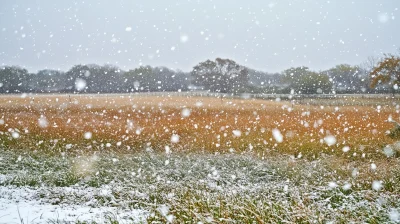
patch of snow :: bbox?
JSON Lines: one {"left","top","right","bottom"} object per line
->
{"left": 0, "top": 186, "right": 147, "bottom": 224}
{"left": 389, "top": 209, "right": 400, "bottom": 222}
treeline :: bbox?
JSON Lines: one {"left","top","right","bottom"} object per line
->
{"left": 0, "top": 54, "right": 398, "bottom": 94}
{"left": 0, "top": 64, "right": 190, "bottom": 94}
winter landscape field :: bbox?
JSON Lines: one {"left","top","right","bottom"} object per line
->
{"left": 0, "top": 94, "right": 399, "bottom": 223}
{"left": 1, "top": 0, "right": 400, "bottom": 222}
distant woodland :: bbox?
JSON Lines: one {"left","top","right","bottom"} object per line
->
{"left": 1, "top": 53, "right": 399, "bottom": 95}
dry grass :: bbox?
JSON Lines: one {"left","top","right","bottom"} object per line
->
{"left": 1, "top": 94, "right": 400, "bottom": 223}
{"left": 0, "top": 94, "right": 399, "bottom": 158}
{"left": 1, "top": 150, "right": 399, "bottom": 223}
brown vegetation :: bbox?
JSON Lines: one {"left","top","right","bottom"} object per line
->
{"left": 0, "top": 94, "right": 398, "bottom": 158}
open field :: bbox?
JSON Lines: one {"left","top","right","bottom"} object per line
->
{"left": 0, "top": 94, "right": 400, "bottom": 223}
{"left": 0, "top": 93, "right": 399, "bottom": 157}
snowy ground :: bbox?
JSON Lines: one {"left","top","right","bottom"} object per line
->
{"left": 0, "top": 149, "right": 400, "bottom": 223}
{"left": 0, "top": 186, "right": 147, "bottom": 224}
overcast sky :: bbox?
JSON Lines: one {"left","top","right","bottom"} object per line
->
{"left": 0, "top": 0, "right": 399, "bottom": 73}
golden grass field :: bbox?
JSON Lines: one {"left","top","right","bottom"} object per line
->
{"left": 0, "top": 93, "right": 399, "bottom": 158}
{"left": 1, "top": 94, "right": 400, "bottom": 223}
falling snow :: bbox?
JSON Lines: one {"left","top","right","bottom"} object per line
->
{"left": 0, "top": 0, "right": 399, "bottom": 222}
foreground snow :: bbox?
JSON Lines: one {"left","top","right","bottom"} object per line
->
{"left": 1, "top": 150, "right": 400, "bottom": 222}
{"left": 0, "top": 186, "right": 147, "bottom": 224}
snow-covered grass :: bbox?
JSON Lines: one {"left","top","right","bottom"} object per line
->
{"left": 0, "top": 149, "right": 399, "bottom": 223}
{"left": 0, "top": 187, "right": 146, "bottom": 224}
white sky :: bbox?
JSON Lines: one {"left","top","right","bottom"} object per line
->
{"left": 0, "top": 0, "right": 399, "bottom": 72}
